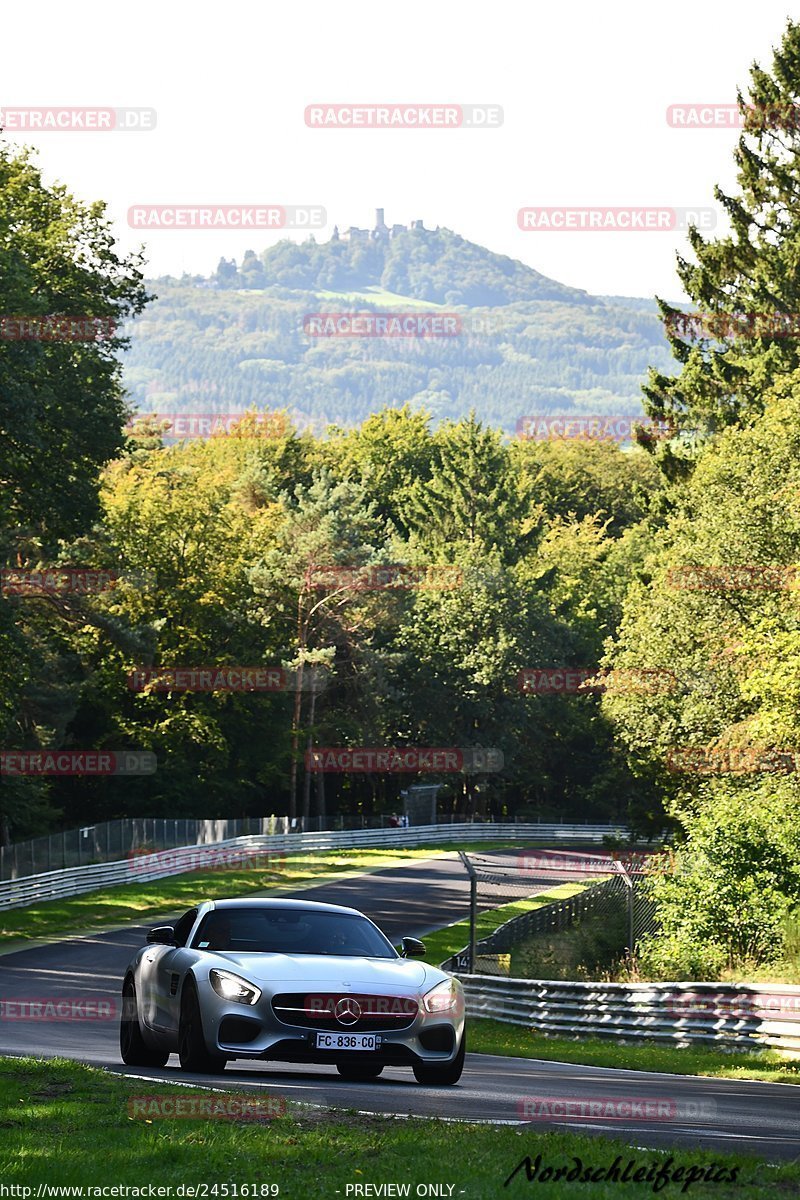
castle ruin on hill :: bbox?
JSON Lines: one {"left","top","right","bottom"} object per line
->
{"left": 332, "top": 209, "right": 427, "bottom": 242}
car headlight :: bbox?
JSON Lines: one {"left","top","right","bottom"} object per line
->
{"left": 209, "top": 969, "right": 261, "bottom": 1005}
{"left": 422, "top": 978, "right": 461, "bottom": 1014}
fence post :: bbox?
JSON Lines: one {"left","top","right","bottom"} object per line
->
{"left": 613, "top": 860, "right": 635, "bottom": 956}
{"left": 458, "top": 850, "right": 478, "bottom": 973}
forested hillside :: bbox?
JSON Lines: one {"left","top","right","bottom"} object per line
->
{"left": 124, "top": 226, "right": 676, "bottom": 432}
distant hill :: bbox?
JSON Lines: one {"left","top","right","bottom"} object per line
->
{"left": 122, "top": 219, "right": 677, "bottom": 434}
{"left": 250, "top": 223, "right": 591, "bottom": 306}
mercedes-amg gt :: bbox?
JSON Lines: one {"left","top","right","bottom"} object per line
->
{"left": 120, "top": 897, "right": 466, "bottom": 1085}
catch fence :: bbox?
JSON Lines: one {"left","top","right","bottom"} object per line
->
{"left": 445, "top": 848, "right": 660, "bottom": 974}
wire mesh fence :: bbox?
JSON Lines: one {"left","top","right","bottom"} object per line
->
{"left": 445, "top": 847, "right": 661, "bottom": 977}
{"left": 0, "top": 817, "right": 279, "bottom": 881}
{"left": 0, "top": 813, "right": 635, "bottom": 881}
{"left": 0, "top": 811, "right": 485, "bottom": 880}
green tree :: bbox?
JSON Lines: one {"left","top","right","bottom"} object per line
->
{"left": 638, "top": 778, "right": 800, "bottom": 976}
{"left": 512, "top": 439, "right": 661, "bottom": 535}
{"left": 0, "top": 142, "right": 148, "bottom": 838}
{"left": 643, "top": 19, "right": 800, "bottom": 475}
{"left": 327, "top": 406, "right": 434, "bottom": 537}
{"left": 604, "top": 382, "right": 800, "bottom": 807}
{"left": 0, "top": 143, "right": 148, "bottom": 546}
{"left": 401, "top": 413, "right": 526, "bottom": 553}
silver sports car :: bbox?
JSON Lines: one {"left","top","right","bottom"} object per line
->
{"left": 120, "top": 897, "right": 466, "bottom": 1085}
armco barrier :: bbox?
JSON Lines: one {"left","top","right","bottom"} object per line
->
{"left": 458, "top": 974, "right": 800, "bottom": 1054}
{"left": 0, "top": 823, "right": 638, "bottom": 912}
{"left": 0, "top": 815, "right": 292, "bottom": 881}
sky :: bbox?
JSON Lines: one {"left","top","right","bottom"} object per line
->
{"left": 1, "top": 0, "right": 793, "bottom": 299}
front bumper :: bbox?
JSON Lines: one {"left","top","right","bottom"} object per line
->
{"left": 196, "top": 978, "right": 465, "bottom": 1066}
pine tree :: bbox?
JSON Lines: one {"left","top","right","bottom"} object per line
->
{"left": 643, "top": 19, "right": 800, "bottom": 478}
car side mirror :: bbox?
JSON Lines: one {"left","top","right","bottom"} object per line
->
{"left": 146, "top": 925, "right": 176, "bottom": 945}
{"left": 400, "top": 936, "right": 426, "bottom": 958}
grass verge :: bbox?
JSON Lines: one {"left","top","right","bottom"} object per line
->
{"left": 0, "top": 848, "right": 448, "bottom": 947}
{"left": 469, "top": 1018, "right": 800, "bottom": 1085}
{"left": 0, "top": 841, "right": 542, "bottom": 948}
{"left": 0, "top": 1057, "right": 792, "bottom": 1199}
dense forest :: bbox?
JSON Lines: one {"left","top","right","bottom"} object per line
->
{"left": 4, "top": 19, "right": 800, "bottom": 977}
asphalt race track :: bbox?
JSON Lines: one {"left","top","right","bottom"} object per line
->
{"left": 2, "top": 850, "right": 799, "bottom": 1161}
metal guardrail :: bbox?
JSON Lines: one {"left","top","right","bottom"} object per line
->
{"left": 0, "top": 815, "right": 638, "bottom": 881}
{"left": 0, "top": 822, "right": 636, "bottom": 912}
{"left": 458, "top": 974, "right": 800, "bottom": 1054}
{"left": 0, "top": 816, "right": 293, "bottom": 881}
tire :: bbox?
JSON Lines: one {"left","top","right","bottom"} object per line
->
{"left": 412, "top": 1029, "right": 466, "bottom": 1086}
{"left": 120, "top": 977, "right": 170, "bottom": 1068}
{"left": 178, "top": 978, "right": 227, "bottom": 1073}
{"left": 335, "top": 1061, "right": 384, "bottom": 1081}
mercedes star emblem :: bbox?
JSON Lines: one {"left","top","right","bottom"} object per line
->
{"left": 334, "top": 997, "right": 362, "bottom": 1025}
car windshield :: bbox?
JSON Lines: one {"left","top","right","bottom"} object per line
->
{"left": 190, "top": 907, "right": 398, "bottom": 958}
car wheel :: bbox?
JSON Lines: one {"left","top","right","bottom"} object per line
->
{"left": 412, "top": 1029, "right": 466, "bottom": 1086}
{"left": 335, "top": 1062, "right": 384, "bottom": 1081}
{"left": 178, "top": 978, "right": 227, "bottom": 1073}
{"left": 120, "top": 977, "right": 169, "bottom": 1068}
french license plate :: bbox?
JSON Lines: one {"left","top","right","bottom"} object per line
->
{"left": 315, "top": 1032, "right": 379, "bottom": 1051}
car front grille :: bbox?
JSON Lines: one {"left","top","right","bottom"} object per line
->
{"left": 272, "top": 992, "right": 418, "bottom": 1032}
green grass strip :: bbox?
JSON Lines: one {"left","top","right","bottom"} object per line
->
{"left": 0, "top": 840, "right": 538, "bottom": 948}
{"left": 467, "top": 1018, "right": 800, "bottom": 1085}
{"left": 0, "top": 1057, "right": 791, "bottom": 1197}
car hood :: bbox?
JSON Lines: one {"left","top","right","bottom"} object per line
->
{"left": 205, "top": 952, "right": 431, "bottom": 991}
